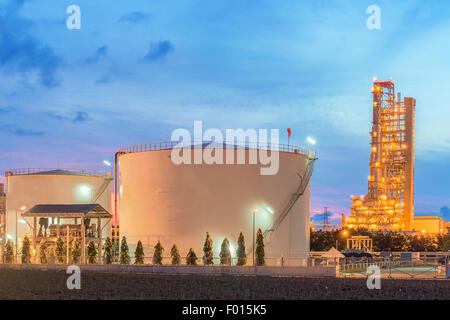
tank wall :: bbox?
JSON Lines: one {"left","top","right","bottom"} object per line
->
{"left": 119, "top": 149, "right": 310, "bottom": 261}
{"left": 6, "top": 174, "right": 112, "bottom": 242}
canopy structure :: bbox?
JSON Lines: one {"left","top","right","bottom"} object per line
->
{"left": 22, "top": 204, "right": 111, "bottom": 264}
{"left": 23, "top": 204, "right": 112, "bottom": 219}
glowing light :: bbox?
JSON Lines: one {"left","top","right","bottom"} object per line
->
{"left": 229, "top": 244, "right": 235, "bottom": 257}
{"left": 80, "top": 185, "right": 91, "bottom": 195}
{"left": 253, "top": 208, "right": 259, "bottom": 213}
{"left": 6, "top": 234, "right": 12, "bottom": 240}
{"left": 266, "top": 207, "right": 274, "bottom": 214}
{"left": 19, "top": 219, "right": 26, "bottom": 224}
{"left": 306, "top": 137, "right": 316, "bottom": 145}
{"left": 20, "top": 206, "right": 26, "bottom": 211}
{"left": 103, "top": 160, "right": 112, "bottom": 166}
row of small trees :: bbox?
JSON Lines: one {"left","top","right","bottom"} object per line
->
{"left": 128, "top": 228, "right": 265, "bottom": 266}
{"left": 2, "top": 228, "right": 267, "bottom": 266}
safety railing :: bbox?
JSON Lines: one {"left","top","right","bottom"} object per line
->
{"left": 118, "top": 141, "right": 316, "bottom": 159}
{"left": 5, "top": 168, "right": 111, "bottom": 178}
{"left": 338, "top": 257, "right": 447, "bottom": 279}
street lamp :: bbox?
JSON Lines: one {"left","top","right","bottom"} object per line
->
{"left": 15, "top": 206, "right": 26, "bottom": 260}
{"left": 252, "top": 207, "right": 259, "bottom": 266}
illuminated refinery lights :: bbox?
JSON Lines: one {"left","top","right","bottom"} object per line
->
{"left": 347, "top": 80, "right": 415, "bottom": 231}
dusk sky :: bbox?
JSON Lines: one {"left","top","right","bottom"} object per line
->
{"left": 1, "top": 0, "right": 450, "bottom": 221}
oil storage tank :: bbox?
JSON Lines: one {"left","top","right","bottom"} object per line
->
{"left": 5, "top": 168, "right": 112, "bottom": 242}
{"left": 118, "top": 142, "right": 316, "bottom": 265}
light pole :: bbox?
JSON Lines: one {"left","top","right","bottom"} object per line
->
{"left": 252, "top": 208, "right": 259, "bottom": 266}
{"left": 15, "top": 206, "right": 26, "bottom": 260}
{"left": 306, "top": 136, "right": 317, "bottom": 159}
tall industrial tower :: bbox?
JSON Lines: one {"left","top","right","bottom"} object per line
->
{"left": 347, "top": 80, "right": 415, "bottom": 231}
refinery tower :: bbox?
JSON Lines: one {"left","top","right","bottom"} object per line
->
{"left": 347, "top": 80, "right": 415, "bottom": 231}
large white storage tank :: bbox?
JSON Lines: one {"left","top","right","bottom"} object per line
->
{"left": 5, "top": 168, "right": 112, "bottom": 242}
{"left": 118, "top": 142, "right": 315, "bottom": 265}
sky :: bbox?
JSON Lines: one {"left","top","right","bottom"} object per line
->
{"left": 1, "top": 0, "right": 450, "bottom": 222}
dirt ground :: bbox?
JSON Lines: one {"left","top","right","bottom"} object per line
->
{"left": 0, "top": 269, "right": 448, "bottom": 300}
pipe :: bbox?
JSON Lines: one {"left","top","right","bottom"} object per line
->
{"left": 114, "top": 152, "right": 124, "bottom": 231}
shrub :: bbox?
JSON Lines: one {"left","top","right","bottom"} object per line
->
{"left": 4, "top": 239, "right": 14, "bottom": 263}
{"left": 203, "top": 232, "right": 214, "bottom": 265}
{"left": 39, "top": 241, "right": 48, "bottom": 264}
{"left": 104, "top": 237, "right": 113, "bottom": 264}
{"left": 153, "top": 241, "right": 164, "bottom": 265}
{"left": 255, "top": 228, "right": 265, "bottom": 266}
{"left": 220, "top": 238, "right": 231, "bottom": 265}
{"left": 87, "top": 241, "right": 97, "bottom": 264}
{"left": 120, "top": 236, "right": 130, "bottom": 265}
{"left": 134, "top": 240, "right": 145, "bottom": 265}
{"left": 236, "top": 231, "right": 247, "bottom": 266}
{"left": 186, "top": 248, "right": 198, "bottom": 265}
{"left": 170, "top": 244, "right": 181, "bottom": 265}
{"left": 21, "top": 236, "right": 31, "bottom": 264}
{"left": 55, "top": 237, "right": 65, "bottom": 263}
{"left": 71, "top": 238, "right": 81, "bottom": 264}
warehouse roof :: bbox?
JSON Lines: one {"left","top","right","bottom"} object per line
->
{"left": 22, "top": 204, "right": 111, "bottom": 218}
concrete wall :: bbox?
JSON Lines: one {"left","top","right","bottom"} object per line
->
{"left": 119, "top": 149, "right": 311, "bottom": 260}
{"left": 0, "top": 264, "right": 336, "bottom": 277}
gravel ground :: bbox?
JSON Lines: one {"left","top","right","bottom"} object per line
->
{"left": 0, "top": 269, "right": 448, "bottom": 300}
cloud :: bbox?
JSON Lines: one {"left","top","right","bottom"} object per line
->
{"left": 95, "top": 75, "right": 113, "bottom": 84}
{"left": 143, "top": 40, "right": 174, "bottom": 62}
{"left": 0, "top": 1, "right": 61, "bottom": 87}
{"left": 44, "top": 110, "right": 93, "bottom": 123}
{"left": 85, "top": 46, "right": 108, "bottom": 64}
{"left": 0, "top": 106, "right": 13, "bottom": 113}
{"left": 118, "top": 11, "right": 150, "bottom": 24}
{"left": 72, "top": 111, "right": 92, "bottom": 123}
{"left": 1, "top": 124, "right": 44, "bottom": 136}
{"left": 440, "top": 206, "right": 450, "bottom": 220}
{"left": 44, "top": 111, "right": 66, "bottom": 121}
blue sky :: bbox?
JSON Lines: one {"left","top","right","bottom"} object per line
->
{"left": 1, "top": 0, "right": 450, "bottom": 221}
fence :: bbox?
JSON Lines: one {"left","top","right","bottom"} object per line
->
{"left": 339, "top": 256, "right": 448, "bottom": 279}
{"left": 1, "top": 253, "right": 320, "bottom": 267}
{"left": 117, "top": 140, "right": 316, "bottom": 158}
{"left": 0, "top": 254, "right": 336, "bottom": 277}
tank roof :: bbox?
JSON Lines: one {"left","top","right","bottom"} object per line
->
{"left": 118, "top": 141, "right": 316, "bottom": 159}
{"left": 5, "top": 168, "right": 111, "bottom": 178}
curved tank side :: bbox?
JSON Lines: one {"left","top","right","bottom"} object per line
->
{"left": 119, "top": 148, "right": 311, "bottom": 264}
{"left": 5, "top": 173, "right": 112, "bottom": 242}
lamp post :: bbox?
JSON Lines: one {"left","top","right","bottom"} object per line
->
{"left": 15, "top": 206, "right": 26, "bottom": 260}
{"left": 252, "top": 208, "right": 259, "bottom": 266}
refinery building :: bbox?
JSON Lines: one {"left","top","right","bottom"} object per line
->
{"left": 346, "top": 79, "right": 448, "bottom": 234}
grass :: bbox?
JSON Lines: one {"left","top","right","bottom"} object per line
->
{"left": 0, "top": 269, "right": 448, "bottom": 300}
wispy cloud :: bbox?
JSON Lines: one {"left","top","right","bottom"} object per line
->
{"left": 44, "top": 110, "right": 93, "bottom": 123}
{"left": 72, "top": 111, "right": 92, "bottom": 123}
{"left": 142, "top": 40, "right": 174, "bottom": 62}
{"left": 95, "top": 75, "right": 113, "bottom": 84}
{"left": 85, "top": 46, "right": 108, "bottom": 64}
{"left": 0, "top": 0, "right": 61, "bottom": 87}
{"left": 1, "top": 124, "right": 44, "bottom": 136}
{"left": 44, "top": 111, "right": 66, "bottom": 121}
{"left": 118, "top": 11, "right": 150, "bottom": 24}
{"left": 0, "top": 106, "right": 13, "bottom": 113}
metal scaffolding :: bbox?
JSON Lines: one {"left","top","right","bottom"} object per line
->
{"left": 347, "top": 80, "right": 415, "bottom": 231}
